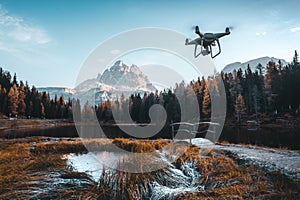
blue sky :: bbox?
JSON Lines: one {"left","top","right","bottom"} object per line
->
{"left": 0, "top": 0, "right": 299, "bottom": 88}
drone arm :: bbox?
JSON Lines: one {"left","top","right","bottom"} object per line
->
{"left": 194, "top": 44, "right": 202, "bottom": 58}
{"left": 195, "top": 26, "right": 204, "bottom": 38}
{"left": 211, "top": 39, "right": 221, "bottom": 58}
{"left": 214, "top": 32, "right": 230, "bottom": 39}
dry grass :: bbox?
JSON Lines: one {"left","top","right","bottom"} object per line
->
{"left": 174, "top": 146, "right": 299, "bottom": 199}
{"left": 32, "top": 140, "right": 87, "bottom": 154}
{"left": 112, "top": 138, "right": 169, "bottom": 153}
{"left": 79, "top": 168, "right": 156, "bottom": 199}
{"left": 0, "top": 141, "right": 66, "bottom": 198}
{"left": 0, "top": 138, "right": 93, "bottom": 199}
{"left": 0, "top": 137, "right": 299, "bottom": 199}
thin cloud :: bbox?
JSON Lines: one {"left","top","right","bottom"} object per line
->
{"left": 256, "top": 32, "right": 267, "bottom": 36}
{"left": 0, "top": 4, "right": 51, "bottom": 51}
{"left": 290, "top": 27, "right": 300, "bottom": 33}
{"left": 268, "top": 9, "right": 279, "bottom": 17}
{"left": 110, "top": 49, "right": 121, "bottom": 55}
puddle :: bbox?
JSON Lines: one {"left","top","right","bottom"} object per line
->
{"left": 65, "top": 151, "right": 128, "bottom": 181}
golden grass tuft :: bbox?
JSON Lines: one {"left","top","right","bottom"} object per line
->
{"left": 112, "top": 138, "right": 169, "bottom": 153}
{"left": 174, "top": 146, "right": 299, "bottom": 199}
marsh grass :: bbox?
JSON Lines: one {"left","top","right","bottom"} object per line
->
{"left": 0, "top": 138, "right": 93, "bottom": 199}
{"left": 174, "top": 146, "right": 299, "bottom": 199}
{"left": 0, "top": 137, "right": 299, "bottom": 199}
{"left": 112, "top": 138, "right": 169, "bottom": 153}
{"left": 78, "top": 142, "right": 299, "bottom": 200}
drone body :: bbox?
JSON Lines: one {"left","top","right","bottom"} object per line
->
{"left": 185, "top": 26, "right": 230, "bottom": 58}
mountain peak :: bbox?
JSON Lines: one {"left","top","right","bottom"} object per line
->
{"left": 115, "top": 60, "right": 123, "bottom": 66}
{"left": 74, "top": 61, "right": 156, "bottom": 104}
{"left": 130, "top": 64, "right": 142, "bottom": 74}
{"left": 110, "top": 60, "right": 128, "bottom": 72}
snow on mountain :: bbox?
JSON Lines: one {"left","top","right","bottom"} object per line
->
{"left": 222, "top": 57, "right": 289, "bottom": 74}
{"left": 37, "top": 87, "right": 74, "bottom": 100}
{"left": 74, "top": 60, "right": 157, "bottom": 104}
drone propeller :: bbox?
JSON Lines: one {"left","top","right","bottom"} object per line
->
{"left": 190, "top": 25, "right": 199, "bottom": 30}
{"left": 225, "top": 26, "right": 235, "bottom": 34}
{"left": 227, "top": 26, "right": 235, "bottom": 31}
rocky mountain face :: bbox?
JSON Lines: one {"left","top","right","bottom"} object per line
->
{"left": 76, "top": 60, "right": 156, "bottom": 93}
{"left": 74, "top": 60, "right": 156, "bottom": 104}
{"left": 222, "top": 57, "right": 289, "bottom": 74}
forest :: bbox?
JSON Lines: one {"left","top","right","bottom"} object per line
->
{"left": 0, "top": 51, "right": 299, "bottom": 125}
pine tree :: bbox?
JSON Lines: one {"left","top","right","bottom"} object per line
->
{"left": 41, "top": 92, "right": 51, "bottom": 118}
{"left": 40, "top": 103, "right": 45, "bottom": 118}
{"left": 7, "top": 84, "right": 19, "bottom": 117}
{"left": 264, "top": 61, "right": 280, "bottom": 113}
{"left": 72, "top": 99, "right": 81, "bottom": 121}
{"left": 293, "top": 50, "right": 299, "bottom": 65}
{"left": 256, "top": 63, "right": 264, "bottom": 75}
{"left": 202, "top": 81, "right": 211, "bottom": 117}
{"left": 166, "top": 92, "right": 180, "bottom": 122}
{"left": 13, "top": 73, "right": 18, "bottom": 86}
{"left": 17, "top": 81, "right": 26, "bottom": 116}
{"left": 223, "top": 73, "right": 235, "bottom": 116}
{"left": 57, "top": 96, "right": 66, "bottom": 118}
{"left": 82, "top": 100, "right": 94, "bottom": 120}
{"left": 234, "top": 93, "right": 246, "bottom": 123}
{"left": 0, "top": 85, "right": 7, "bottom": 114}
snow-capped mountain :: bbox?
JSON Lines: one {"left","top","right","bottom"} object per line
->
{"left": 74, "top": 60, "right": 156, "bottom": 104}
{"left": 76, "top": 60, "right": 156, "bottom": 93}
{"left": 222, "top": 57, "right": 289, "bottom": 74}
{"left": 37, "top": 87, "right": 74, "bottom": 100}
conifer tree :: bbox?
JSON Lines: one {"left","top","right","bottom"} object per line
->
{"left": 234, "top": 93, "right": 246, "bottom": 123}
{"left": 202, "top": 81, "right": 211, "bottom": 117}
{"left": 264, "top": 61, "right": 280, "bottom": 113}
{"left": 17, "top": 81, "right": 26, "bottom": 116}
{"left": 0, "top": 85, "right": 7, "bottom": 114}
{"left": 7, "top": 84, "right": 19, "bottom": 117}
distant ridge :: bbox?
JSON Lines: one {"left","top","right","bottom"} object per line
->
{"left": 222, "top": 56, "right": 289, "bottom": 74}
{"left": 37, "top": 87, "right": 74, "bottom": 100}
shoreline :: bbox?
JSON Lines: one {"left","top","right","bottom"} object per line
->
{"left": 0, "top": 118, "right": 74, "bottom": 133}
{"left": 0, "top": 118, "right": 299, "bottom": 131}
{"left": 0, "top": 118, "right": 299, "bottom": 150}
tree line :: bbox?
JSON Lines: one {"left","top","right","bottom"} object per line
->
{"left": 1, "top": 51, "right": 299, "bottom": 124}
{"left": 0, "top": 69, "right": 73, "bottom": 119}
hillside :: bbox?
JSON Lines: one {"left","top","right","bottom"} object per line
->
{"left": 222, "top": 56, "right": 289, "bottom": 73}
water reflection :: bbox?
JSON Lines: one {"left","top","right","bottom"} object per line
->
{"left": 220, "top": 126, "right": 300, "bottom": 149}
{"left": 1, "top": 124, "right": 299, "bottom": 150}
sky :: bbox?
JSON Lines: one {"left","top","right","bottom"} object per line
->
{"left": 0, "top": 0, "right": 299, "bottom": 88}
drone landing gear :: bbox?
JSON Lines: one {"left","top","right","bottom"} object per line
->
{"left": 194, "top": 39, "right": 221, "bottom": 59}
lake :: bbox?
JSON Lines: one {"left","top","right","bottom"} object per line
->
{"left": 1, "top": 125, "right": 299, "bottom": 149}
{"left": 220, "top": 126, "right": 300, "bottom": 150}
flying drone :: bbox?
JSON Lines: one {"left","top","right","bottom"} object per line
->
{"left": 185, "top": 26, "right": 231, "bottom": 58}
